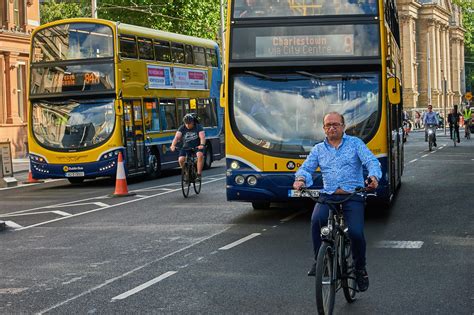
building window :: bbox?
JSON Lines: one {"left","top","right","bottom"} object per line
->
{"left": 13, "top": 0, "right": 25, "bottom": 28}
{"left": 17, "top": 63, "right": 27, "bottom": 121}
{"left": 1, "top": 0, "right": 8, "bottom": 26}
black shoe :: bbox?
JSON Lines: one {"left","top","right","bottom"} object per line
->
{"left": 433, "top": 142, "right": 437, "bottom": 147}
{"left": 196, "top": 174, "right": 202, "bottom": 180}
{"left": 307, "top": 263, "right": 316, "bottom": 277}
{"left": 457, "top": 140, "right": 460, "bottom": 143}
{"left": 355, "top": 269, "right": 369, "bottom": 292}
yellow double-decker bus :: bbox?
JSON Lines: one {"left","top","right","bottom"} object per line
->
{"left": 28, "top": 18, "right": 224, "bottom": 184}
{"left": 224, "top": 0, "right": 403, "bottom": 208}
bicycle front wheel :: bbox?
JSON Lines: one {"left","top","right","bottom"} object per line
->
{"left": 181, "top": 165, "right": 190, "bottom": 198}
{"left": 315, "top": 243, "right": 335, "bottom": 315}
{"left": 193, "top": 164, "right": 201, "bottom": 194}
{"left": 341, "top": 237, "right": 357, "bottom": 303}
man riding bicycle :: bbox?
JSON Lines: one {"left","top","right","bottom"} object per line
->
{"left": 292, "top": 112, "right": 381, "bottom": 292}
{"left": 423, "top": 105, "right": 439, "bottom": 146}
{"left": 170, "top": 114, "right": 206, "bottom": 179}
{"left": 463, "top": 105, "right": 472, "bottom": 137}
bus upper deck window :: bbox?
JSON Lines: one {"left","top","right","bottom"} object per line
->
{"left": 138, "top": 37, "right": 154, "bottom": 60}
{"left": 206, "top": 48, "right": 218, "bottom": 67}
{"left": 185, "top": 45, "right": 194, "bottom": 64}
{"left": 171, "top": 43, "right": 185, "bottom": 64}
{"left": 120, "top": 36, "right": 138, "bottom": 59}
{"left": 154, "top": 40, "right": 171, "bottom": 62}
{"left": 194, "top": 47, "right": 206, "bottom": 66}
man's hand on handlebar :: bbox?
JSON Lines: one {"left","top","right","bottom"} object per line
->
{"left": 293, "top": 179, "right": 306, "bottom": 191}
{"left": 365, "top": 176, "right": 379, "bottom": 191}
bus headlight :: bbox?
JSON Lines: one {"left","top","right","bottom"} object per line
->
{"left": 235, "top": 175, "right": 245, "bottom": 185}
{"left": 247, "top": 175, "right": 257, "bottom": 186}
{"left": 230, "top": 161, "right": 240, "bottom": 170}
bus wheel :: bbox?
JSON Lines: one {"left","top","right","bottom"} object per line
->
{"left": 68, "top": 177, "right": 84, "bottom": 185}
{"left": 147, "top": 152, "right": 161, "bottom": 179}
{"left": 252, "top": 201, "right": 271, "bottom": 210}
{"left": 203, "top": 144, "right": 212, "bottom": 170}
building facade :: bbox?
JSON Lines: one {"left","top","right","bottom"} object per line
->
{"left": 0, "top": 0, "right": 39, "bottom": 158}
{"left": 397, "top": 0, "right": 465, "bottom": 115}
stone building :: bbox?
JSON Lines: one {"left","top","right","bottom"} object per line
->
{"left": 397, "top": 0, "right": 465, "bottom": 116}
{"left": 0, "top": 0, "right": 39, "bottom": 158}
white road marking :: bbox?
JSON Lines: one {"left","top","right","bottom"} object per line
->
{"left": 52, "top": 211, "right": 72, "bottom": 217}
{"left": 13, "top": 177, "right": 225, "bottom": 231}
{"left": 219, "top": 233, "right": 261, "bottom": 250}
{"left": 0, "top": 179, "right": 63, "bottom": 191}
{"left": 408, "top": 159, "right": 418, "bottom": 163}
{"left": 37, "top": 227, "right": 230, "bottom": 314}
{"left": 280, "top": 210, "right": 308, "bottom": 222}
{"left": 421, "top": 154, "right": 429, "bottom": 158}
{"left": 111, "top": 271, "right": 177, "bottom": 301}
{"left": 374, "top": 241, "right": 424, "bottom": 249}
{"left": 5, "top": 221, "right": 22, "bottom": 228}
{"left": 45, "top": 202, "right": 109, "bottom": 209}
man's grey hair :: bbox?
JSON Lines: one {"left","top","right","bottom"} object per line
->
{"left": 323, "top": 112, "right": 345, "bottom": 125}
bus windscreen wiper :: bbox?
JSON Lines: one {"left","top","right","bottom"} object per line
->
{"left": 244, "top": 71, "right": 289, "bottom": 82}
{"left": 296, "top": 71, "right": 374, "bottom": 81}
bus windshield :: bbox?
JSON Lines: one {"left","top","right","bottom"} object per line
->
{"left": 32, "top": 23, "right": 113, "bottom": 62}
{"left": 232, "top": 72, "right": 379, "bottom": 154}
{"left": 32, "top": 98, "right": 115, "bottom": 151}
{"left": 233, "top": 0, "right": 378, "bottom": 19}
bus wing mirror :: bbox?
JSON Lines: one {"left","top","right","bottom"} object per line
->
{"left": 387, "top": 77, "right": 401, "bottom": 105}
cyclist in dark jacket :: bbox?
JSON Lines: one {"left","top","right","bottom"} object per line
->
{"left": 170, "top": 114, "right": 206, "bottom": 178}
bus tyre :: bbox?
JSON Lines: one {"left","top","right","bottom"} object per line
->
{"left": 203, "top": 144, "right": 212, "bottom": 170}
{"left": 252, "top": 201, "right": 270, "bottom": 210}
{"left": 68, "top": 177, "right": 84, "bottom": 185}
{"left": 147, "top": 152, "right": 161, "bottom": 179}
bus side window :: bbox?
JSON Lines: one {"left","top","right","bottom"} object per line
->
{"left": 144, "top": 98, "right": 160, "bottom": 131}
{"left": 171, "top": 43, "right": 185, "bottom": 64}
{"left": 160, "top": 99, "right": 178, "bottom": 131}
{"left": 119, "top": 35, "right": 138, "bottom": 59}
{"left": 194, "top": 47, "right": 206, "bottom": 66}
{"left": 154, "top": 40, "right": 171, "bottom": 62}
{"left": 206, "top": 48, "right": 218, "bottom": 67}
{"left": 177, "top": 99, "right": 189, "bottom": 122}
{"left": 197, "top": 99, "right": 213, "bottom": 127}
{"left": 138, "top": 37, "right": 154, "bottom": 60}
{"left": 184, "top": 45, "right": 194, "bottom": 64}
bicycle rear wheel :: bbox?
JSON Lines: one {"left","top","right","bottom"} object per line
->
{"left": 341, "top": 237, "right": 357, "bottom": 303}
{"left": 315, "top": 243, "right": 335, "bottom": 315}
{"left": 181, "top": 165, "right": 190, "bottom": 198}
{"left": 193, "top": 164, "right": 201, "bottom": 194}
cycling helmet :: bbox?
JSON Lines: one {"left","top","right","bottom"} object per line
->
{"left": 183, "top": 114, "right": 195, "bottom": 124}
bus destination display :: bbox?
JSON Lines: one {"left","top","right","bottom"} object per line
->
{"left": 256, "top": 34, "right": 354, "bottom": 58}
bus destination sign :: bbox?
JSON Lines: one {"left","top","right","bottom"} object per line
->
{"left": 256, "top": 34, "right": 354, "bottom": 58}
{"left": 62, "top": 72, "right": 101, "bottom": 87}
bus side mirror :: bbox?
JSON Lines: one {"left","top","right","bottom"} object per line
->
{"left": 387, "top": 77, "right": 401, "bottom": 105}
{"left": 115, "top": 100, "right": 124, "bottom": 116}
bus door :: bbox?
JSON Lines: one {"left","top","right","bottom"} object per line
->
{"left": 389, "top": 103, "right": 401, "bottom": 190}
{"left": 123, "top": 99, "right": 146, "bottom": 174}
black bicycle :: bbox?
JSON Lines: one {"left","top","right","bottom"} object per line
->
{"left": 298, "top": 187, "right": 369, "bottom": 315}
{"left": 181, "top": 148, "right": 201, "bottom": 198}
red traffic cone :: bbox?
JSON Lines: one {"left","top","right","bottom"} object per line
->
{"left": 110, "top": 152, "right": 135, "bottom": 197}
{"left": 23, "top": 162, "right": 44, "bottom": 184}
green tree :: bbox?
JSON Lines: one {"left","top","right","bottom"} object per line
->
{"left": 453, "top": 0, "right": 474, "bottom": 92}
{"left": 40, "top": 0, "right": 90, "bottom": 24}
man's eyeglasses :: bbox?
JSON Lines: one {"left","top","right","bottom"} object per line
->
{"left": 324, "top": 123, "right": 344, "bottom": 129}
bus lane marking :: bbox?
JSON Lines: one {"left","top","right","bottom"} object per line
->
{"left": 51, "top": 211, "right": 72, "bottom": 217}
{"left": 5, "top": 221, "right": 22, "bottom": 228}
{"left": 111, "top": 271, "right": 178, "bottom": 301}
{"left": 37, "top": 227, "right": 230, "bottom": 314}
{"left": 15, "top": 176, "right": 225, "bottom": 231}
{"left": 219, "top": 233, "right": 261, "bottom": 250}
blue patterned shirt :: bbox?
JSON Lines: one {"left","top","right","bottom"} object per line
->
{"left": 295, "top": 134, "right": 382, "bottom": 194}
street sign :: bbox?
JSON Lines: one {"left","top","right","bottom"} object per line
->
{"left": 0, "top": 141, "right": 13, "bottom": 178}
{"left": 465, "top": 92, "right": 472, "bottom": 101}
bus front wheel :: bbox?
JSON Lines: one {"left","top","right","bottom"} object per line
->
{"left": 147, "top": 151, "right": 161, "bottom": 179}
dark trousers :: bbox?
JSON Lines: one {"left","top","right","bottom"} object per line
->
{"left": 311, "top": 194, "right": 366, "bottom": 270}
{"left": 449, "top": 125, "right": 460, "bottom": 141}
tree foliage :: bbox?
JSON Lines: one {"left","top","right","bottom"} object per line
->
{"left": 40, "top": 0, "right": 222, "bottom": 42}
{"left": 453, "top": 0, "right": 474, "bottom": 91}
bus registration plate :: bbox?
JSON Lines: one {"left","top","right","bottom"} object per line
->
{"left": 65, "top": 172, "right": 84, "bottom": 177}
{"left": 288, "top": 189, "right": 319, "bottom": 198}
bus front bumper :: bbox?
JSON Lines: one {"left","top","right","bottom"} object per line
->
{"left": 30, "top": 159, "right": 118, "bottom": 179}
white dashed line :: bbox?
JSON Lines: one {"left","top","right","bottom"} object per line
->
{"left": 111, "top": 271, "right": 177, "bottom": 301}
{"left": 374, "top": 241, "right": 424, "bottom": 249}
{"left": 408, "top": 159, "right": 418, "bottom": 163}
{"left": 51, "top": 211, "right": 72, "bottom": 217}
{"left": 219, "top": 233, "right": 261, "bottom": 250}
